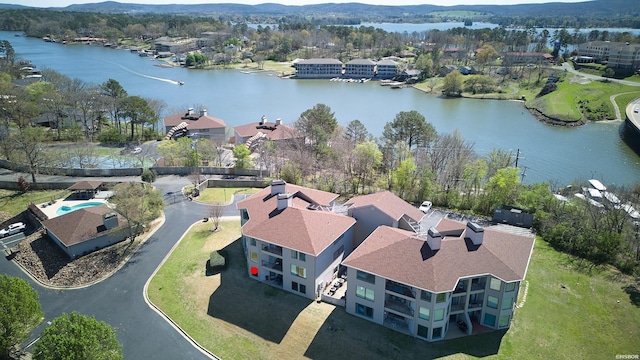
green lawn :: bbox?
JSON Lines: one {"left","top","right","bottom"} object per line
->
{"left": 527, "top": 76, "right": 640, "bottom": 122}
{"left": 0, "top": 189, "right": 71, "bottom": 218}
{"left": 196, "top": 187, "right": 260, "bottom": 204}
{"left": 148, "top": 221, "right": 640, "bottom": 359}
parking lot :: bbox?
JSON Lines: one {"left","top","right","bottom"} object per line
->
{"left": 0, "top": 232, "right": 26, "bottom": 250}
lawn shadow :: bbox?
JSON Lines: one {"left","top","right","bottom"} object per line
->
{"left": 207, "top": 238, "right": 311, "bottom": 344}
{"left": 304, "top": 307, "right": 505, "bottom": 359}
{"left": 623, "top": 284, "right": 640, "bottom": 307}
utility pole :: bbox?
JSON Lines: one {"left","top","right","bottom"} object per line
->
{"left": 514, "top": 148, "right": 520, "bottom": 168}
{"left": 520, "top": 166, "right": 528, "bottom": 182}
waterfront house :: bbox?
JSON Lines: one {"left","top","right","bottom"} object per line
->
{"left": 503, "top": 52, "right": 550, "bottom": 66}
{"left": 237, "top": 180, "right": 356, "bottom": 300}
{"left": 233, "top": 116, "right": 301, "bottom": 148}
{"left": 163, "top": 108, "right": 226, "bottom": 144}
{"left": 294, "top": 58, "right": 343, "bottom": 79}
{"left": 42, "top": 205, "right": 129, "bottom": 259}
{"left": 345, "top": 191, "right": 425, "bottom": 249}
{"left": 344, "top": 59, "right": 376, "bottom": 78}
{"left": 376, "top": 59, "right": 399, "bottom": 79}
{"left": 341, "top": 219, "right": 534, "bottom": 341}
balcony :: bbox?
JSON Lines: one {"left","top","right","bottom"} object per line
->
{"left": 386, "top": 280, "right": 416, "bottom": 299}
{"left": 261, "top": 260, "right": 282, "bottom": 272}
{"left": 383, "top": 313, "right": 411, "bottom": 335}
{"left": 385, "top": 297, "right": 414, "bottom": 317}
{"left": 470, "top": 279, "right": 487, "bottom": 292}
{"left": 262, "top": 244, "right": 283, "bottom": 256}
{"left": 468, "top": 297, "right": 484, "bottom": 310}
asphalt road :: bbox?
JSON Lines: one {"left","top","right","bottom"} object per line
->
{"left": 1, "top": 175, "right": 240, "bottom": 359}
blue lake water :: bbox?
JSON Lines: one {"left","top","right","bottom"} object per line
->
{"left": 2, "top": 31, "right": 640, "bottom": 187}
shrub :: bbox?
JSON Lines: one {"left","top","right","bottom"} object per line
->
{"left": 141, "top": 169, "right": 157, "bottom": 183}
{"left": 17, "top": 176, "right": 29, "bottom": 192}
{"left": 207, "top": 250, "right": 228, "bottom": 274}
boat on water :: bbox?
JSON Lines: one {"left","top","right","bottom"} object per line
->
{"left": 178, "top": 81, "right": 185, "bottom": 85}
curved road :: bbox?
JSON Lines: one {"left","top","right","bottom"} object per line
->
{"left": 1, "top": 175, "right": 242, "bottom": 359}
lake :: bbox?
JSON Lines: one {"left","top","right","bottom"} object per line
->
{"left": 2, "top": 31, "right": 640, "bottom": 187}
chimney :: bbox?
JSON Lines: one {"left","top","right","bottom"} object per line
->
{"left": 275, "top": 118, "right": 282, "bottom": 126}
{"left": 426, "top": 227, "right": 442, "bottom": 250}
{"left": 188, "top": 107, "right": 194, "bottom": 115}
{"left": 271, "top": 179, "right": 286, "bottom": 196}
{"left": 260, "top": 115, "right": 266, "bottom": 125}
{"left": 277, "top": 193, "right": 293, "bottom": 210}
{"left": 200, "top": 109, "right": 207, "bottom": 117}
{"left": 103, "top": 212, "right": 119, "bottom": 230}
{"left": 466, "top": 222, "right": 484, "bottom": 245}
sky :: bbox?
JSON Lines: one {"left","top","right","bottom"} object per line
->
{"left": 6, "top": 0, "right": 589, "bottom": 8}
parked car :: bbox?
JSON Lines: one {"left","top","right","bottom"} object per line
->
{"left": 419, "top": 201, "right": 432, "bottom": 213}
{"left": 0, "top": 222, "right": 26, "bottom": 237}
{"left": 131, "top": 147, "right": 142, "bottom": 154}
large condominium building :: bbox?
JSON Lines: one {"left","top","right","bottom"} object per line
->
{"left": 578, "top": 41, "right": 640, "bottom": 69}
{"left": 294, "top": 58, "right": 344, "bottom": 79}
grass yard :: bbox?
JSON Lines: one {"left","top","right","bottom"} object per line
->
{"left": 615, "top": 92, "right": 640, "bottom": 114}
{"left": 527, "top": 75, "right": 640, "bottom": 123}
{"left": 196, "top": 187, "right": 260, "bottom": 204}
{"left": 148, "top": 223, "right": 640, "bottom": 360}
{"left": 0, "top": 189, "right": 71, "bottom": 218}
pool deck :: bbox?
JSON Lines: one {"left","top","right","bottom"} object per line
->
{"left": 37, "top": 198, "right": 108, "bottom": 219}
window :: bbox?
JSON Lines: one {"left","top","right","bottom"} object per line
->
{"left": 502, "top": 296, "right": 513, "bottom": 310}
{"left": 355, "top": 303, "right": 373, "bottom": 318}
{"left": 290, "top": 264, "right": 306, "bottom": 278}
{"left": 299, "top": 253, "right": 306, "bottom": 262}
{"left": 300, "top": 284, "right": 306, "bottom": 294}
{"left": 436, "top": 293, "right": 446, "bottom": 303}
{"left": 421, "top": 290, "right": 432, "bottom": 302}
{"left": 250, "top": 251, "right": 258, "bottom": 263}
{"left": 432, "top": 327, "right": 442, "bottom": 339}
{"left": 291, "top": 250, "right": 298, "bottom": 259}
{"left": 417, "top": 325, "right": 429, "bottom": 339}
{"left": 419, "top": 307, "right": 430, "bottom": 321}
{"left": 487, "top": 295, "right": 498, "bottom": 309}
{"left": 250, "top": 238, "right": 256, "bottom": 246}
{"left": 292, "top": 281, "right": 298, "bottom": 291}
{"left": 505, "top": 282, "right": 516, "bottom": 292}
{"left": 356, "top": 285, "right": 375, "bottom": 301}
{"left": 434, "top": 308, "right": 444, "bottom": 321}
{"left": 241, "top": 210, "right": 249, "bottom": 221}
{"left": 499, "top": 314, "right": 511, "bottom": 327}
{"left": 483, "top": 313, "right": 496, "bottom": 327}
{"left": 490, "top": 278, "right": 502, "bottom": 291}
{"left": 356, "top": 270, "right": 375, "bottom": 284}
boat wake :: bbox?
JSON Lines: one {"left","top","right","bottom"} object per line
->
{"left": 114, "top": 63, "right": 180, "bottom": 85}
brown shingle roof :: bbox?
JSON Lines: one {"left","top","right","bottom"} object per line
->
{"left": 342, "top": 218, "right": 534, "bottom": 293}
{"left": 42, "top": 205, "right": 127, "bottom": 247}
{"left": 233, "top": 121, "right": 300, "bottom": 141}
{"left": 346, "top": 191, "right": 424, "bottom": 222}
{"left": 163, "top": 111, "right": 226, "bottom": 130}
{"left": 237, "top": 183, "right": 354, "bottom": 256}
{"left": 67, "top": 180, "right": 104, "bottom": 190}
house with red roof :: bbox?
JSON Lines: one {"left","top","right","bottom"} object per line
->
{"left": 345, "top": 191, "right": 425, "bottom": 249}
{"left": 163, "top": 108, "right": 226, "bottom": 144}
{"left": 237, "top": 180, "right": 535, "bottom": 341}
{"left": 342, "top": 219, "right": 534, "bottom": 341}
{"left": 236, "top": 180, "right": 356, "bottom": 300}
{"left": 232, "top": 116, "right": 301, "bottom": 149}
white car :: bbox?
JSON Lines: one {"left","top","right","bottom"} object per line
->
{"left": 131, "top": 147, "right": 142, "bottom": 154}
{"left": 0, "top": 222, "right": 26, "bottom": 237}
{"left": 419, "top": 201, "right": 432, "bottom": 213}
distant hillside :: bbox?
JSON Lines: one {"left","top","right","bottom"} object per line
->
{"left": 0, "top": 0, "right": 639, "bottom": 25}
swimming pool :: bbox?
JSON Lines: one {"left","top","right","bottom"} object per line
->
{"left": 55, "top": 201, "right": 106, "bottom": 216}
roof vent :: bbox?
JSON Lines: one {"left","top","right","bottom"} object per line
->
{"left": 277, "top": 193, "right": 293, "bottom": 210}
{"left": 271, "top": 179, "right": 286, "bottom": 196}
{"left": 466, "top": 222, "right": 484, "bottom": 245}
{"left": 427, "top": 227, "right": 442, "bottom": 250}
